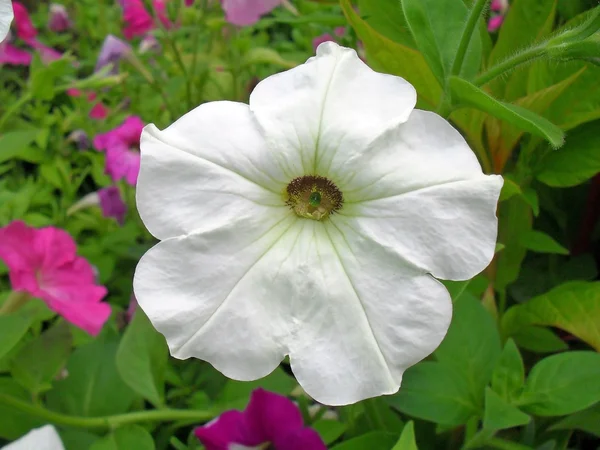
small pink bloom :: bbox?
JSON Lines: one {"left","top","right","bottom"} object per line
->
{"left": 12, "top": 1, "right": 37, "bottom": 40}
{"left": 0, "top": 221, "right": 111, "bottom": 335}
{"left": 312, "top": 33, "right": 334, "bottom": 51}
{"left": 334, "top": 26, "right": 345, "bottom": 37}
{"left": 94, "top": 116, "right": 144, "bottom": 186}
{"left": 98, "top": 186, "right": 127, "bottom": 225}
{"left": 122, "top": 0, "right": 170, "bottom": 40}
{"left": 491, "top": 0, "right": 509, "bottom": 12}
{"left": 185, "top": 0, "right": 194, "bottom": 5}
{"left": 222, "top": 0, "right": 282, "bottom": 26}
{"left": 126, "top": 294, "right": 137, "bottom": 322}
{"left": 26, "top": 37, "right": 62, "bottom": 62}
{"left": 195, "top": 389, "right": 326, "bottom": 450}
{"left": 0, "top": 39, "right": 31, "bottom": 65}
{"left": 488, "top": 14, "right": 504, "bottom": 32}
{"left": 89, "top": 102, "right": 109, "bottom": 120}
{"left": 48, "top": 3, "right": 72, "bottom": 33}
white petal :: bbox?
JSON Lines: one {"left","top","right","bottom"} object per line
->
{"left": 0, "top": 0, "right": 13, "bottom": 43}
{"left": 334, "top": 110, "right": 488, "bottom": 202}
{"left": 249, "top": 42, "right": 416, "bottom": 176}
{"left": 138, "top": 101, "right": 288, "bottom": 240}
{"left": 339, "top": 176, "right": 503, "bottom": 281}
{"left": 288, "top": 220, "right": 451, "bottom": 406}
{"left": 2, "top": 426, "right": 65, "bottom": 450}
{"left": 134, "top": 211, "right": 298, "bottom": 380}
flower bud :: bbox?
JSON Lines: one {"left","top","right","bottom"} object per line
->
{"left": 48, "top": 3, "right": 72, "bottom": 33}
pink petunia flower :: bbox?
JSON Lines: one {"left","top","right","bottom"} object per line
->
{"left": 94, "top": 116, "right": 144, "bottom": 186}
{"left": 312, "top": 33, "right": 334, "bottom": 51}
{"left": 11, "top": 1, "right": 62, "bottom": 62}
{"left": 0, "top": 221, "right": 111, "bottom": 335}
{"left": 121, "top": 0, "right": 170, "bottom": 40}
{"left": 48, "top": 3, "right": 72, "bottom": 33}
{"left": 0, "top": 32, "right": 31, "bottom": 64}
{"left": 221, "top": 0, "right": 282, "bottom": 26}
{"left": 489, "top": 0, "right": 508, "bottom": 32}
{"left": 488, "top": 14, "right": 504, "bottom": 32}
{"left": 195, "top": 389, "right": 326, "bottom": 450}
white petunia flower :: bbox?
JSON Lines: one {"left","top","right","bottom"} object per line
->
{"left": 2, "top": 426, "right": 65, "bottom": 450}
{"left": 0, "top": 0, "right": 13, "bottom": 43}
{"left": 134, "top": 42, "right": 503, "bottom": 406}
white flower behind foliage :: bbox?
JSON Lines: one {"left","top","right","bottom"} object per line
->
{"left": 2, "top": 426, "right": 65, "bottom": 450}
{"left": 0, "top": 0, "right": 13, "bottom": 43}
{"left": 134, "top": 42, "right": 503, "bottom": 406}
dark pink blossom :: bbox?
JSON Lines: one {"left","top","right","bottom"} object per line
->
{"left": 195, "top": 389, "right": 326, "bottom": 450}
{"left": 12, "top": 1, "right": 62, "bottom": 63}
{"left": 98, "top": 186, "right": 127, "bottom": 225}
{"left": 94, "top": 116, "right": 144, "bottom": 186}
{"left": 0, "top": 221, "right": 111, "bottom": 335}
{"left": 488, "top": 15, "right": 504, "bottom": 32}
{"left": 48, "top": 3, "right": 72, "bottom": 33}
{"left": 121, "top": 0, "right": 171, "bottom": 40}
{"left": 0, "top": 35, "right": 31, "bottom": 65}
{"left": 221, "top": 0, "right": 282, "bottom": 26}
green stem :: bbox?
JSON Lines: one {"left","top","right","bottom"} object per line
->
{"left": 363, "top": 399, "right": 386, "bottom": 431}
{"left": 0, "top": 93, "right": 32, "bottom": 131}
{"left": 0, "top": 291, "right": 31, "bottom": 315}
{"left": 451, "top": 0, "right": 490, "bottom": 77}
{"left": 474, "top": 46, "right": 547, "bottom": 86}
{"left": 0, "top": 393, "right": 215, "bottom": 430}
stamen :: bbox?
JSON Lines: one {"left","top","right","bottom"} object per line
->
{"left": 285, "top": 175, "right": 343, "bottom": 221}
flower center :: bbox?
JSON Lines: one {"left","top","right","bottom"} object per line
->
{"left": 286, "top": 175, "right": 343, "bottom": 221}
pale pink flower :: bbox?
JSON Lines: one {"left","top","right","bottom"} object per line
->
{"left": 98, "top": 186, "right": 127, "bottom": 225}
{"left": 94, "top": 116, "right": 144, "bottom": 186}
{"left": 95, "top": 34, "right": 131, "bottom": 74}
{"left": 0, "top": 221, "right": 111, "bottom": 335}
{"left": 48, "top": 3, "right": 72, "bottom": 33}
{"left": 221, "top": 0, "right": 282, "bottom": 26}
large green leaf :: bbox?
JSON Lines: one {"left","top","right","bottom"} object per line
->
{"left": 483, "top": 388, "right": 530, "bottom": 430}
{"left": 519, "top": 352, "right": 600, "bottom": 416}
{"left": 0, "top": 378, "right": 44, "bottom": 440}
{"left": 0, "top": 130, "right": 41, "bottom": 164}
{"left": 0, "top": 313, "right": 32, "bottom": 360}
{"left": 46, "top": 333, "right": 136, "bottom": 417}
{"left": 503, "top": 281, "right": 600, "bottom": 351}
{"left": 90, "top": 425, "right": 155, "bottom": 450}
{"left": 449, "top": 77, "right": 564, "bottom": 148}
{"left": 313, "top": 420, "right": 347, "bottom": 445}
{"left": 116, "top": 310, "right": 168, "bottom": 407}
{"left": 401, "top": 0, "right": 482, "bottom": 82}
{"left": 491, "top": 339, "right": 525, "bottom": 403}
{"left": 331, "top": 432, "right": 398, "bottom": 450}
{"left": 536, "top": 121, "right": 600, "bottom": 187}
{"left": 519, "top": 230, "right": 569, "bottom": 255}
{"left": 435, "top": 294, "right": 502, "bottom": 399}
{"left": 550, "top": 403, "right": 600, "bottom": 437}
{"left": 340, "top": 0, "right": 441, "bottom": 109}
{"left": 11, "top": 322, "right": 72, "bottom": 395}
{"left": 356, "top": 0, "right": 416, "bottom": 48}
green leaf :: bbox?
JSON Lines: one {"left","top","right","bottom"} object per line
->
{"left": 356, "top": 0, "right": 416, "bottom": 48}
{"left": 491, "top": 339, "right": 525, "bottom": 402}
{"left": 116, "top": 310, "right": 168, "bottom": 408}
{"left": 483, "top": 388, "right": 530, "bottom": 430}
{"left": 449, "top": 76, "right": 565, "bottom": 148}
{"left": 0, "top": 130, "right": 41, "bottom": 164}
{"left": 0, "top": 313, "right": 32, "bottom": 360}
{"left": 313, "top": 420, "right": 347, "bottom": 445}
{"left": 0, "top": 378, "right": 44, "bottom": 439}
{"left": 511, "top": 326, "right": 568, "bottom": 353}
{"left": 387, "top": 361, "right": 478, "bottom": 426}
{"left": 519, "top": 351, "right": 600, "bottom": 416}
{"left": 519, "top": 230, "right": 569, "bottom": 255}
{"left": 536, "top": 121, "right": 600, "bottom": 187}
{"left": 46, "top": 333, "right": 136, "bottom": 417}
{"left": 340, "top": 0, "right": 442, "bottom": 109}
{"left": 392, "top": 421, "right": 418, "bottom": 450}
{"left": 11, "top": 322, "right": 72, "bottom": 395}
{"left": 499, "top": 178, "right": 522, "bottom": 201}
{"left": 435, "top": 294, "right": 502, "bottom": 399}
{"left": 503, "top": 281, "right": 600, "bottom": 352}
{"left": 90, "top": 425, "right": 155, "bottom": 450}
{"left": 401, "top": 0, "right": 482, "bottom": 82}
{"left": 331, "top": 432, "right": 398, "bottom": 450}
{"left": 550, "top": 403, "right": 600, "bottom": 437}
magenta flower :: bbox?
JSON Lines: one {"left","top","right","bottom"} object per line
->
{"left": 0, "top": 221, "right": 111, "bottom": 335}
{"left": 12, "top": 1, "right": 62, "bottom": 62}
{"left": 67, "top": 89, "right": 109, "bottom": 121}
{"left": 48, "top": 3, "right": 72, "bottom": 33}
{"left": 95, "top": 34, "right": 131, "bottom": 74}
{"left": 94, "top": 116, "right": 144, "bottom": 186}
{"left": 488, "top": 15, "right": 504, "bottom": 32}
{"left": 0, "top": 33, "right": 31, "bottom": 64}
{"left": 221, "top": 0, "right": 282, "bottom": 26}
{"left": 195, "top": 389, "right": 326, "bottom": 450}
{"left": 98, "top": 186, "right": 127, "bottom": 225}
{"left": 121, "top": 0, "right": 170, "bottom": 40}
{"left": 488, "top": 0, "right": 508, "bottom": 32}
